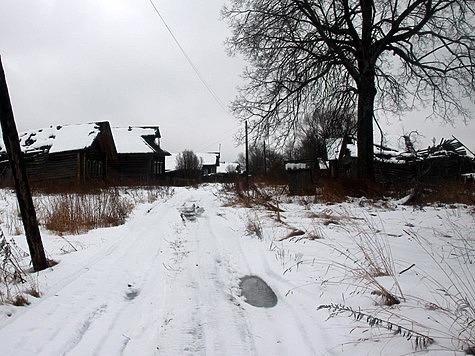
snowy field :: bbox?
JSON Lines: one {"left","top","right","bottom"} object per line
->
{"left": 0, "top": 184, "right": 473, "bottom": 355}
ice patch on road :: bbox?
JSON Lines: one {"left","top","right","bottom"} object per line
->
{"left": 239, "top": 276, "right": 277, "bottom": 308}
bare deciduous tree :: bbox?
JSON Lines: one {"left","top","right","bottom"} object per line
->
{"left": 238, "top": 145, "right": 285, "bottom": 177}
{"left": 176, "top": 150, "right": 202, "bottom": 179}
{"left": 295, "top": 106, "right": 356, "bottom": 160}
{"left": 223, "top": 0, "right": 475, "bottom": 180}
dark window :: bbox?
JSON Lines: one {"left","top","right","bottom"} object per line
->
{"left": 86, "top": 159, "right": 103, "bottom": 178}
{"left": 153, "top": 159, "right": 164, "bottom": 175}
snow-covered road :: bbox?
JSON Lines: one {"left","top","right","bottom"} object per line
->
{"left": 0, "top": 186, "right": 327, "bottom": 355}
{"left": 3, "top": 185, "right": 472, "bottom": 355}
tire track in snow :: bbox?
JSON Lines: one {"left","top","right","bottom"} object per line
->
{"left": 0, "top": 198, "right": 181, "bottom": 356}
{"left": 208, "top": 198, "right": 327, "bottom": 355}
{"left": 68, "top": 200, "right": 184, "bottom": 356}
{"left": 0, "top": 186, "right": 328, "bottom": 355}
{"left": 156, "top": 190, "right": 255, "bottom": 355}
{"left": 61, "top": 304, "right": 108, "bottom": 355}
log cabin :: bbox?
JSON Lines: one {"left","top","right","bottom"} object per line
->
{"left": 109, "top": 126, "right": 170, "bottom": 184}
{"left": 0, "top": 121, "right": 116, "bottom": 186}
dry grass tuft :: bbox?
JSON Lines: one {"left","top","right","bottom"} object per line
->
{"left": 307, "top": 208, "right": 363, "bottom": 226}
{"left": 245, "top": 214, "right": 263, "bottom": 240}
{"left": 25, "top": 286, "right": 41, "bottom": 298}
{"left": 10, "top": 294, "right": 29, "bottom": 306}
{"left": 280, "top": 229, "right": 305, "bottom": 241}
{"left": 318, "top": 214, "right": 403, "bottom": 306}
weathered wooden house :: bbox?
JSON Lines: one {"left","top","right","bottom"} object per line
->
{"left": 0, "top": 122, "right": 116, "bottom": 185}
{"left": 325, "top": 135, "right": 475, "bottom": 182}
{"left": 109, "top": 126, "right": 170, "bottom": 183}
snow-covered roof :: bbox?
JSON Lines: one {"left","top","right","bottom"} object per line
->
{"left": 112, "top": 127, "right": 157, "bottom": 154}
{"left": 0, "top": 123, "right": 102, "bottom": 155}
{"left": 200, "top": 152, "right": 219, "bottom": 166}
{"left": 49, "top": 124, "right": 101, "bottom": 153}
{"left": 285, "top": 162, "right": 310, "bottom": 171}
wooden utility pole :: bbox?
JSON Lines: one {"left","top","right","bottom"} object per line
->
{"left": 0, "top": 56, "right": 48, "bottom": 271}
{"left": 245, "top": 120, "right": 249, "bottom": 187}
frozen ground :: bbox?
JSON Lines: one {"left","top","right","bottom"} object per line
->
{"left": 0, "top": 184, "right": 473, "bottom": 355}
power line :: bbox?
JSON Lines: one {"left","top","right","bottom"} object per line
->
{"left": 147, "top": 0, "right": 230, "bottom": 114}
{"left": 194, "top": 126, "right": 242, "bottom": 153}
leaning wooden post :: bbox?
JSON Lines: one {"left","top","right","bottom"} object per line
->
{"left": 0, "top": 56, "right": 48, "bottom": 271}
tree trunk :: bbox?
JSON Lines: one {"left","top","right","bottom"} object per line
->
{"left": 356, "top": 70, "right": 376, "bottom": 181}
{"left": 0, "top": 56, "right": 49, "bottom": 272}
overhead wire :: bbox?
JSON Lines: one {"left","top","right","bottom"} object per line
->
{"left": 146, "top": 0, "right": 244, "bottom": 156}
{"left": 147, "top": 0, "right": 230, "bottom": 115}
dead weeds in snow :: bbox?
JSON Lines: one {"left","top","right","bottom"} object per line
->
{"left": 245, "top": 213, "right": 264, "bottom": 240}
{"left": 36, "top": 188, "right": 134, "bottom": 235}
{"left": 222, "top": 180, "right": 474, "bottom": 352}
{"left": 0, "top": 229, "right": 40, "bottom": 306}
{"left": 307, "top": 208, "right": 363, "bottom": 226}
{"left": 406, "top": 227, "right": 475, "bottom": 353}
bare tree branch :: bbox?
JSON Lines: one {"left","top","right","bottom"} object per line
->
{"left": 223, "top": 0, "right": 475, "bottom": 179}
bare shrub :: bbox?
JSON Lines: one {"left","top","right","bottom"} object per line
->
{"left": 316, "top": 178, "right": 386, "bottom": 203}
{"left": 224, "top": 182, "right": 284, "bottom": 223}
{"left": 405, "top": 180, "right": 475, "bottom": 206}
{"left": 37, "top": 188, "right": 134, "bottom": 235}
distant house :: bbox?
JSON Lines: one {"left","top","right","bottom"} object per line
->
{"left": 200, "top": 152, "right": 220, "bottom": 176}
{"left": 165, "top": 152, "right": 220, "bottom": 176}
{"left": 0, "top": 122, "right": 116, "bottom": 185}
{"left": 325, "top": 136, "right": 358, "bottom": 178}
{"left": 109, "top": 126, "right": 170, "bottom": 183}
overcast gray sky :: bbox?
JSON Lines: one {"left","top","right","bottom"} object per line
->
{"left": 1, "top": 0, "right": 474, "bottom": 160}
